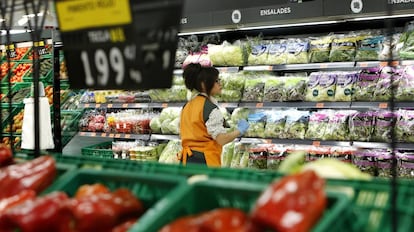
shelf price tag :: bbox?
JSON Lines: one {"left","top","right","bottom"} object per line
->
{"left": 312, "top": 141, "right": 321, "bottom": 147}
{"left": 6, "top": 44, "right": 17, "bottom": 59}
{"left": 33, "top": 40, "right": 50, "bottom": 58}
{"left": 379, "top": 103, "right": 388, "bottom": 109}
{"left": 55, "top": 0, "right": 184, "bottom": 90}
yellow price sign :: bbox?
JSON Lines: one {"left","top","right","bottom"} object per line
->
{"left": 56, "top": 0, "right": 132, "bottom": 32}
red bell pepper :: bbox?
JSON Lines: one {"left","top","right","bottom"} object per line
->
{"left": 0, "top": 144, "right": 13, "bottom": 168}
{"left": 251, "top": 170, "right": 327, "bottom": 232}
{"left": 111, "top": 218, "right": 139, "bottom": 232}
{"left": 0, "top": 155, "right": 56, "bottom": 200}
{"left": 69, "top": 188, "right": 144, "bottom": 232}
{"left": 0, "top": 191, "right": 73, "bottom": 232}
{"left": 0, "top": 190, "right": 36, "bottom": 213}
{"left": 74, "top": 183, "right": 110, "bottom": 199}
{"left": 159, "top": 208, "right": 262, "bottom": 232}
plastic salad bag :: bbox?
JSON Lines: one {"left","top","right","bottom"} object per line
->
{"left": 309, "top": 35, "right": 333, "bottom": 63}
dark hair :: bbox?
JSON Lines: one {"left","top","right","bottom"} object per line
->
{"left": 183, "top": 63, "right": 219, "bottom": 96}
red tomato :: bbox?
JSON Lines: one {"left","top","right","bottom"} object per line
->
{"left": 251, "top": 170, "right": 327, "bottom": 232}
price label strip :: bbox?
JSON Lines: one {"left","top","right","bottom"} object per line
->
{"left": 55, "top": 0, "right": 184, "bottom": 90}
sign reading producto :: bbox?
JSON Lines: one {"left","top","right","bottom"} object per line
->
{"left": 55, "top": 0, "right": 184, "bottom": 90}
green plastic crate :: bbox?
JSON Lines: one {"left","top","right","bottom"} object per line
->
{"left": 132, "top": 178, "right": 350, "bottom": 232}
{"left": 326, "top": 178, "right": 414, "bottom": 232}
{"left": 43, "top": 168, "right": 187, "bottom": 220}
{"left": 81, "top": 141, "right": 113, "bottom": 159}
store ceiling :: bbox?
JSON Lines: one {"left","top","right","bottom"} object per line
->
{"left": 0, "top": 0, "right": 57, "bottom": 31}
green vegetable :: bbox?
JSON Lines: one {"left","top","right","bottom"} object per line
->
{"left": 309, "top": 36, "right": 332, "bottom": 63}
{"left": 278, "top": 150, "right": 307, "bottom": 174}
{"left": 285, "top": 38, "right": 310, "bottom": 64}
{"left": 303, "top": 158, "right": 372, "bottom": 180}
{"left": 329, "top": 34, "right": 357, "bottom": 62}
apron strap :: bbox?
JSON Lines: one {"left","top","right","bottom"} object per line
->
{"left": 178, "top": 146, "right": 193, "bottom": 165}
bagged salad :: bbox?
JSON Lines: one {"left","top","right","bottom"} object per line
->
{"left": 396, "top": 65, "right": 414, "bottom": 101}
{"left": 248, "top": 144, "right": 268, "bottom": 169}
{"left": 372, "top": 66, "right": 401, "bottom": 101}
{"left": 334, "top": 71, "right": 358, "bottom": 101}
{"left": 264, "top": 110, "right": 286, "bottom": 138}
{"left": 245, "top": 111, "right": 267, "bottom": 138}
{"left": 285, "top": 38, "right": 310, "bottom": 64}
{"left": 282, "top": 110, "right": 310, "bottom": 139}
{"left": 247, "top": 38, "right": 270, "bottom": 65}
{"left": 353, "top": 67, "right": 381, "bottom": 101}
{"left": 355, "top": 31, "right": 384, "bottom": 61}
{"left": 399, "top": 20, "right": 414, "bottom": 60}
{"left": 324, "top": 110, "right": 356, "bottom": 141}
{"left": 305, "top": 72, "right": 321, "bottom": 101}
{"left": 221, "top": 141, "right": 235, "bottom": 167}
{"left": 395, "top": 109, "right": 414, "bottom": 143}
{"left": 265, "top": 39, "right": 288, "bottom": 65}
{"left": 281, "top": 76, "right": 307, "bottom": 101}
{"left": 263, "top": 77, "right": 284, "bottom": 102}
{"left": 348, "top": 111, "right": 375, "bottom": 142}
{"left": 372, "top": 110, "right": 394, "bottom": 143}
{"left": 305, "top": 110, "right": 333, "bottom": 140}
{"left": 241, "top": 73, "right": 266, "bottom": 102}
{"left": 329, "top": 34, "right": 357, "bottom": 62}
{"left": 309, "top": 35, "right": 333, "bottom": 63}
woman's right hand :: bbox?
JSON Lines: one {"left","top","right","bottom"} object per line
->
{"left": 237, "top": 119, "right": 250, "bottom": 135}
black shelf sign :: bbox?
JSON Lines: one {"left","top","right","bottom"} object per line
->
{"left": 55, "top": 0, "right": 184, "bottom": 90}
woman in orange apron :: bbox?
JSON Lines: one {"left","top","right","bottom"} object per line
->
{"left": 179, "top": 63, "right": 249, "bottom": 167}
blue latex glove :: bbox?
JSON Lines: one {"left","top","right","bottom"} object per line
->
{"left": 237, "top": 119, "right": 250, "bottom": 135}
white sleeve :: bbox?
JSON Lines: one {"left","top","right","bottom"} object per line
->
{"left": 206, "top": 108, "right": 228, "bottom": 140}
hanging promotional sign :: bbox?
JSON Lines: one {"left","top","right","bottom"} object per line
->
{"left": 55, "top": 0, "right": 184, "bottom": 90}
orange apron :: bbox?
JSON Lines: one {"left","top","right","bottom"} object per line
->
{"left": 179, "top": 95, "right": 222, "bottom": 167}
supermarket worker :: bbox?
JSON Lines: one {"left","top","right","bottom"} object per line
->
{"left": 178, "top": 63, "right": 250, "bottom": 167}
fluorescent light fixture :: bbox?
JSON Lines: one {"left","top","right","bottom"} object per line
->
{"left": 1, "top": 29, "right": 30, "bottom": 35}
{"left": 178, "top": 28, "right": 229, "bottom": 36}
{"left": 18, "top": 17, "right": 28, "bottom": 26}
{"left": 239, "top": 20, "right": 341, "bottom": 31}
{"left": 350, "top": 13, "right": 414, "bottom": 21}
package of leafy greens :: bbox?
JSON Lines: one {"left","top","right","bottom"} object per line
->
{"left": 353, "top": 67, "right": 381, "bottom": 101}
{"left": 222, "top": 40, "right": 246, "bottom": 66}
{"left": 305, "top": 72, "right": 322, "bottom": 101}
{"left": 395, "top": 109, "right": 414, "bottom": 143}
{"left": 230, "top": 107, "right": 250, "bottom": 126}
{"left": 248, "top": 144, "right": 268, "bottom": 169}
{"left": 379, "top": 33, "right": 403, "bottom": 61}
{"left": 324, "top": 110, "right": 356, "bottom": 141}
{"left": 216, "top": 90, "right": 242, "bottom": 102}
{"left": 352, "top": 149, "right": 378, "bottom": 176}
{"left": 247, "top": 39, "right": 269, "bottom": 65}
{"left": 372, "top": 110, "right": 394, "bottom": 142}
{"left": 349, "top": 111, "right": 375, "bottom": 142}
{"left": 355, "top": 35, "right": 384, "bottom": 61}
{"left": 220, "top": 72, "right": 246, "bottom": 91}
{"left": 334, "top": 71, "right": 358, "bottom": 101}
{"left": 285, "top": 38, "right": 310, "bottom": 64}
{"left": 305, "top": 110, "right": 333, "bottom": 140}
{"left": 329, "top": 146, "right": 354, "bottom": 163}
{"left": 399, "top": 20, "right": 414, "bottom": 60}
{"left": 241, "top": 75, "right": 266, "bottom": 102}
{"left": 208, "top": 43, "right": 226, "bottom": 66}
{"left": 230, "top": 142, "right": 250, "bottom": 168}
{"left": 309, "top": 35, "right": 333, "bottom": 63}
{"left": 282, "top": 110, "right": 310, "bottom": 139}
{"left": 264, "top": 110, "right": 286, "bottom": 138}
{"left": 221, "top": 141, "right": 235, "bottom": 167}
{"left": 245, "top": 111, "right": 267, "bottom": 138}
{"left": 397, "top": 152, "right": 414, "bottom": 179}
{"left": 263, "top": 77, "right": 284, "bottom": 102}
{"left": 266, "top": 39, "right": 288, "bottom": 65}
{"left": 317, "top": 72, "right": 338, "bottom": 101}
{"left": 396, "top": 65, "right": 414, "bottom": 101}
{"left": 372, "top": 67, "right": 401, "bottom": 101}
{"left": 267, "top": 144, "right": 287, "bottom": 170}
{"left": 329, "top": 34, "right": 357, "bottom": 62}
{"left": 158, "top": 140, "right": 181, "bottom": 164}
{"left": 281, "top": 76, "right": 307, "bottom": 101}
